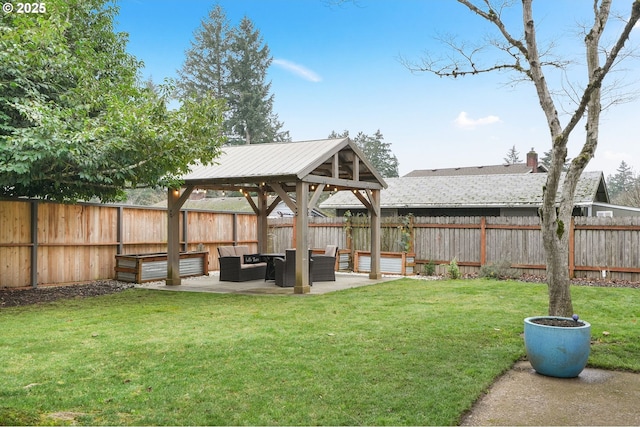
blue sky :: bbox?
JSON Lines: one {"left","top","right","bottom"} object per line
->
{"left": 115, "top": 0, "right": 639, "bottom": 178}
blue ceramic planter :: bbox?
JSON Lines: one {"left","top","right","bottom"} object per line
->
{"left": 524, "top": 316, "right": 591, "bottom": 378}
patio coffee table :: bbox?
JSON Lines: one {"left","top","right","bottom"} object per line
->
{"left": 260, "top": 253, "right": 284, "bottom": 281}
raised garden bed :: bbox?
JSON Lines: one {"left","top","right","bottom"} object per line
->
{"left": 354, "top": 250, "right": 416, "bottom": 275}
{"left": 115, "top": 251, "right": 209, "bottom": 283}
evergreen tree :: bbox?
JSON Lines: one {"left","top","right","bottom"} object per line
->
{"left": 328, "top": 130, "right": 399, "bottom": 178}
{"left": 614, "top": 178, "right": 640, "bottom": 207}
{"left": 607, "top": 160, "right": 635, "bottom": 199}
{"left": 328, "top": 130, "right": 350, "bottom": 139}
{"left": 540, "top": 149, "right": 570, "bottom": 171}
{"left": 177, "top": 5, "right": 230, "bottom": 101}
{"left": 177, "top": 8, "right": 288, "bottom": 144}
{"left": 503, "top": 145, "right": 521, "bottom": 164}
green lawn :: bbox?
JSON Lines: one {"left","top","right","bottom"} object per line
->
{"left": 1, "top": 279, "right": 638, "bottom": 425}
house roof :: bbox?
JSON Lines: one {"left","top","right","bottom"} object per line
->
{"left": 319, "top": 171, "right": 608, "bottom": 210}
{"left": 180, "top": 138, "right": 387, "bottom": 192}
{"left": 404, "top": 163, "right": 547, "bottom": 177}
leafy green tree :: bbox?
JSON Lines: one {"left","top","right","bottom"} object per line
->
{"left": 607, "top": 160, "right": 635, "bottom": 199}
{"left": 0, "top": 0, "right": 226, "bottom": 202}
{"left": 178, "top": 7, "right": 288, "bottom": 144}
{"left": 503, "top": 145, "right": 521, "bottom": 164}
{"left": 328, "top": 130, "right": 399, "bottom": 177}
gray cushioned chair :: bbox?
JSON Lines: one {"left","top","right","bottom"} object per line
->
{"left": 312, "top": 245, "right": 337, "bottom": 282}
{"left": 274, "top": 249, "right": 313, "bottom": 287}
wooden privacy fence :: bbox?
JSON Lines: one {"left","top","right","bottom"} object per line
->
{"left": 269, "top": 215, "right": 640, "bottom": 281}
{"left": 0, "top": 199, "right": 259, "bottom": 288}
{"left": 3, "top": 199, "right": 640, "bottom": 288}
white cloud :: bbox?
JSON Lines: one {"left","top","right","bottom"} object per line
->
{"left": 272, "top": 59, "right": 322, "bottom": 82}
{"left": 454, "top": 111, "right": 502, "bottom": 129}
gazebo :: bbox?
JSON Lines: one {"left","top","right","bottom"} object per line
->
{"left": 166, "top": 138, "right": 388, "bottom": 294}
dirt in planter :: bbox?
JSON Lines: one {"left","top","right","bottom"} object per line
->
{"left": 531, "top": 318, "right": 586, "bottom": 327}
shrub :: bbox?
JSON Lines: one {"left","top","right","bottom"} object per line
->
{"left": 423, "top": 260, "right": 436, "bottom": 276}
{"left": 446, "top": 257, "right": 461, "bottom": 279}
{"left": 479, "top": 260, "right": 520, "bottom": 280}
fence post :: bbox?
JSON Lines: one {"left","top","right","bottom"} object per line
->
{"left": 569, "top": 217, "right": 575, "bottom": 278}
{"left": 409, "top": 215, "right": 415, "bottom": 253}
{"left": 182, "top": 210, "right": 188, "bottom": 251}
{"left": 233, "top": 213, "right": 238, "bottom": 246}
{"left": 117, "top": 206, "right": 124, "bottom": 255}
{"left": 345, "top": 215, "right": 353, "bottom": 270}
{"left": 480, "top": 216, "right": 486, "bottom": 266}
{"left": 30, "top": 200, "right": 38, "bottom": 288}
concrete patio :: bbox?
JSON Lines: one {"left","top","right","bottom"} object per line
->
{"left": 134, "top": 271, "right": 399, "bottom": 295}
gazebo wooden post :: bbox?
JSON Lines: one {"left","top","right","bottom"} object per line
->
{"left": 167, "top": 185, "right": 194, "bottom": 286}
{"left": 257, "top": 189, "right": 268, "bottom": 254}
{"left": 294, "top": 181, "right": 310, "bottom": 294}
{"left": 369, "top": 188, "right": 382, "bottom": 279}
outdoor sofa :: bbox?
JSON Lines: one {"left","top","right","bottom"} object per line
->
{"left": 217, "top": 245, "right": 267, "bottom": 282}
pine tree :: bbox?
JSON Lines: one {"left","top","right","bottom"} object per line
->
{"left": 503, "top": 145, "right": 521, "bottom": 164}
{"left": 540, "top": 149, "right": 570, "bottom": 171}
{"left": 227, "top": 17, "right": 282, "bottom": 144}
{"left": 177, "top": 5, "right": 230, "bottom": 101}
{"left": 177, "top": 7, "right": 288, "bottom": 144}
{"left": 329, "top": 130, "right": 399, "bottom": 178}
{"left": 607, "top": 160, "right": 635, "bottom": 199}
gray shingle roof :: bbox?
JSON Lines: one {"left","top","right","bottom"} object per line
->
{"left": 320, "top": 171, "right": 606, "bottom": 209}
{"left": 404, "top": 163, "right": 547, "bottom": 177}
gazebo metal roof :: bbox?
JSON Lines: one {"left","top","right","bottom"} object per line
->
{"left": 180, "top": 138, "right": 386, "bottom": 191}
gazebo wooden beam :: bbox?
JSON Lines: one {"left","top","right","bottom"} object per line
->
{"left": 271, "top": 182, "right": 297, "bottom": 212}
{"left": 294, "top": 181, "right": 310, "bottom": 294}
{"left": 308, "top": 184, "right": 326, "bottom": 212}
{"left": 167, "top": 185, "right": 194, "bottom": 286}
{"left": 369, "top": 188, "right": 382, "bottom": 279}
{"left": 257, "top": 190, "right": 268, "bottom": 254}
{"left": 304, "top": 174, "right": 382, "bottom": 190}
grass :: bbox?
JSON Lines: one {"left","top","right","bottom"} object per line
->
{"left": 0, "top": 279, "right": 638, "bottom": 425}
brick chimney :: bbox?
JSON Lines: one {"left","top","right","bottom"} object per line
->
{"left": 526, "top": 148, "right": 538, "bottom": 173}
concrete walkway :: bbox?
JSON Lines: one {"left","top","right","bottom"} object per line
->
{"left": 461, "top": 361, "right": 640, "bottom": 426}
{"left": 134, "top": 271, "right": 398, "bottom": 295}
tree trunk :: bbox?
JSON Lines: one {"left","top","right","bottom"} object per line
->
{"left": 541, "top": 206, "right": 574, "bottom": 316}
